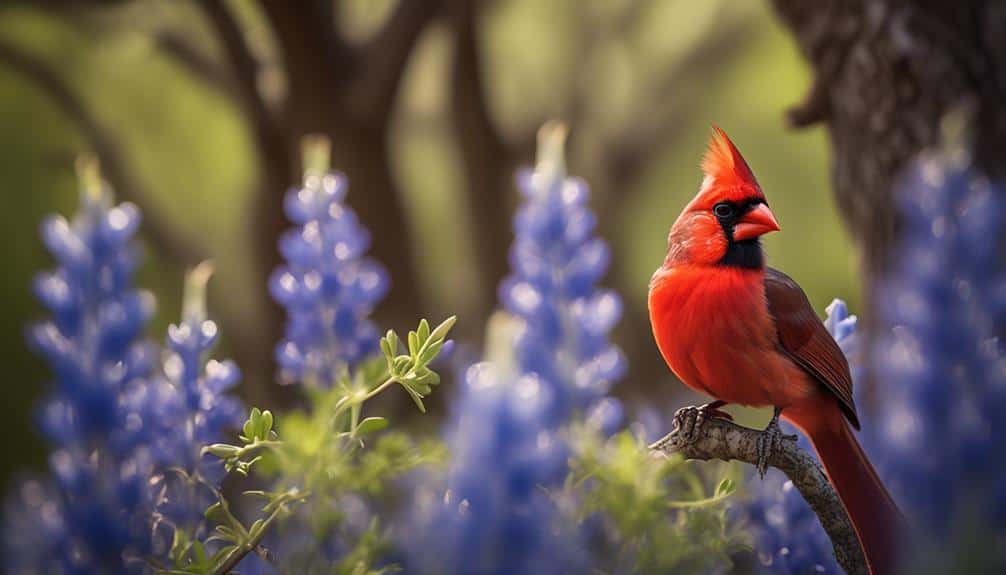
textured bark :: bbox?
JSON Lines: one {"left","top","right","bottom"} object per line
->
{"left": 446, "top": 0, "right": 514, "bottom": 341}
{"left": 650, "top": 412, "right": 868, "bottom": 575}
{"left": 770, "top": 0, "right": 1006, "bottom": 279}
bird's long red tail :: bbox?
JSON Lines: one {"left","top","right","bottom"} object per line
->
{"left": 788, "top": 407, "right": 903, "bottom": 575}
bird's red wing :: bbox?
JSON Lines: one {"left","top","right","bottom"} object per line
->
{"left": 764, "top": 268, "right": 860, "bottom": 429}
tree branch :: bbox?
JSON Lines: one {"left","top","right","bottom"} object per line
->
{"left": 200, "top": 0, "right": 273, "bottom": 122}
{"left": 649, "top": 414, "right": 867, "bottom": 575}
{"left": 200, "top": 0, "right": 298, "bottom": 407}
{"left": 155, "top": 31, "right": 243, "bottom": 103}
{"left": 356, "top": 0, "right": 439, "bottom": 123}
{"left": 0, "top": 38, "right": 205, "bottom": 267}
{"left": 446, "top": 0, "right": 512, "bottom": 339}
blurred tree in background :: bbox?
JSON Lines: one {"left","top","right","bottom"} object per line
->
{"left": 0, "top": 0, "right": 859, "bottom": 489}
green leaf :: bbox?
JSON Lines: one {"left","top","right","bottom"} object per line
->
{"left": 715, "top": 477, "right": 735, "bottom": 497}
{"left": 382, "top": 330, "right": 399, "bottom": 359}
{"left": 417, "top": 318, "right": 430, "bottom": 344}
{"left": 378, "top": 333, "right": 390, "bottom": 357}
{"left": 242, "top": 417, "right": 256, "bottom": 443}
{"left": 408, "top": 380, "right": 432, "bottom": 395}
{"left": 192, "top": 541, "right": 208, "bottom": 565}
{"left": 356, "top": 417, "right": 389, "bottom": 436}
{"left": 248, "top": 518, "right": 266, "bottom": 540}
{"left": 393, "top": 356, "right": 412, "bottom": 375}
{"left": 417, "top": 339, "right": 444, "bottom": 365}
{"left": 428, "top": 315, "right": 457, "bottom": 344}
{"left": 260, "top": 410, "right": 274, "bottom": 439}
{"left": 202, "top": 443, "right": 239, "bottom": 459}
{"left": 204, "top": 502, "right": 225, "bottom": 522}
{"left": 169, "top": 527, "right": 191, "bottom": 563}
{"left": 402, "top": 385, "right": 427, "bottom": 412}
{"left": 407, "top": 330, "right": 419, "bottom": 357}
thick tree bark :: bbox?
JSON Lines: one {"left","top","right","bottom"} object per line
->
{"left": 770, "top": 0, "right": 1006, "bottom": 279}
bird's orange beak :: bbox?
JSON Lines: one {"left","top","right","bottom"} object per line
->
{"left": 733, "top": 203, "right": 780, "bottom": 241}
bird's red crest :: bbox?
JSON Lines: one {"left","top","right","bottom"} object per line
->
{"left": 700, "top": 126, "right": 761, "bottom": 199}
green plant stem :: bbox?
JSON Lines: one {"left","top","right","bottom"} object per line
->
{"left": 209, "top": 509, "right": 281, "bottom": 575}
{"left": 362, "top": 375, "right": 398, "bottom": 403}
{"left": 343, "top": 375, "right": 397, "bottom": 439}
{"left": 350, "top": 402, "right": 361, "bottom": 438}
{"left": 208, "top": 489, "right": 308, "bottom": 575}
{"left": 234, "top": 440, "right": 284, "bottom": 460}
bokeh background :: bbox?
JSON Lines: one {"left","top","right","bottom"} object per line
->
{"left": 0, "top": 0, "right": 859, "bottom": 491}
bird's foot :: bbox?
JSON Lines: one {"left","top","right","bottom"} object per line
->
{"left": 670, "top": 401, "right": 733, "bottom": 446}
{"left": 755, "top": 408, "right": 797, "bottom": 479}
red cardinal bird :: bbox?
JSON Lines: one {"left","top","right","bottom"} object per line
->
{"left": 648, "top": 127, "right": 902, "bottom": 574}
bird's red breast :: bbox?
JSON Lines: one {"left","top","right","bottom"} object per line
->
{"left": 648, "top": 264, "right": 818, "bottom": 410}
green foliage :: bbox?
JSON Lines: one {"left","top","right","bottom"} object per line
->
{"left": 164, "top": 317, "right": 455, "bottom": 575}
{"left": 379, "top": 316, "right": 455, "bottom": 412}
{"left": 566, "top": 428, "right": 748, "bottom": 574}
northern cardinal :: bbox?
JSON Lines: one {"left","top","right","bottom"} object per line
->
{"left": 648, "top": 127, "right": 902, "bottom": 574}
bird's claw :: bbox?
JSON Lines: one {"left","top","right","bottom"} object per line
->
{"left": 672, "top": 402, "right": 733, "bottom": 446}
{"left": 755, "top": 409, "right": 797, "bottom": 478}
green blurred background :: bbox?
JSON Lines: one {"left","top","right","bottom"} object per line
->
{"left": 0, "top": 0, "right": 858, "bottom": 490}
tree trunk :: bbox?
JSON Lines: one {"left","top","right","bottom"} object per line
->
{"left": 770, "top": 0, "right": 1006, "bottom": 281}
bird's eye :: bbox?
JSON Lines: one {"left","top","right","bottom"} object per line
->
{"left": 713, "top": 203, "right": 734, "bottom": 218}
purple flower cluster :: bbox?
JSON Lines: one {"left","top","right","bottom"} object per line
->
{"left": 865, "top": 139, "right": 1006, "bottom": 570}
{"left": 410, "top": 363, "right": 580, "bottom": 574}
{"left": 409, "top": 127, "right": 620, "bottom": 573}
{"left": 499, "top": 129, "right": 626, "bottom": 417}
{"left": 5, "top": 184, "right": 161, "bottom": 573}
{"left": 4, "top": 177, "right": 242, "bottom": 573}
{"left": 270, "top": 171, "right": 389, "bottom": 385}
{"left": 149, "top": 267, "right": 244, "bottom": 532}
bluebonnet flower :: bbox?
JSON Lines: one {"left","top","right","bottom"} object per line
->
{"left": 408, "top": 362, "right": 582, "bottom": 575}
{"left": 499, "top": 123, "right": 626, "bottom": 418}
{"left": 270, "top": 168, "right": 389, "bottom": 386}
{"left": 148, "top": 264, "right": 244, "bottom": 534}
{"left": 407, "top": 125, "right": 619, "bottom": 574}
{"left": 864, "top": 131, "right": 1006, "bottom": 571}
{"left": 5, "top": 167, "right": 243, "bottom": 573}
{"left": 746, "top": 300, "right": 856, "bottom": 574}
{"left": 4, "top": 166, "right": 161, "bottom": 573}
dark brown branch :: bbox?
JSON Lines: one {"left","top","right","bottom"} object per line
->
{"left": 0, "top": 38, "right": 204, "bottom": 267}
{"left": 200, "top": 0, "right": 272, "bottom": 120}
{"left": 356, "top": 0, "right": 439, "bottom": 123}
{"left": 155, "top": 31, "right": 242, "bottom": 102}
{"left": 446, "top": 0, "right": 512, "bottom": 337}
{"left": 201, "top": 0, "right": 296, "bottom": 407}
{"left": 260, "top": 0, "right": 429, "bottom": 349}
{"left": 259, "top": 0, "right": 346, "bottom": 133}
{"left": 650, "top": 415, "right": 867, "bottom": 575}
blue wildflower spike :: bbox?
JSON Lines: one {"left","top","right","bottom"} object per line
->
{"left": 270, "top": 135, "right": 389, "bottom": 386}
{"left": 864, "top": 122, "right": 1006, "bottom": 572}
{"left": 407, "top": 124, "right": 627, "bottom": 573}
{"left": 408, "top": 361, "right": 583, "bottom": 574}
{"left": 150, "top": 263, "right": 244, "bottom": 533}
{"left": 5, "top": 157, "right": 161, "bottom": 573}
{"left": 499, "top": 122, "right": 626, "bottom": 419}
